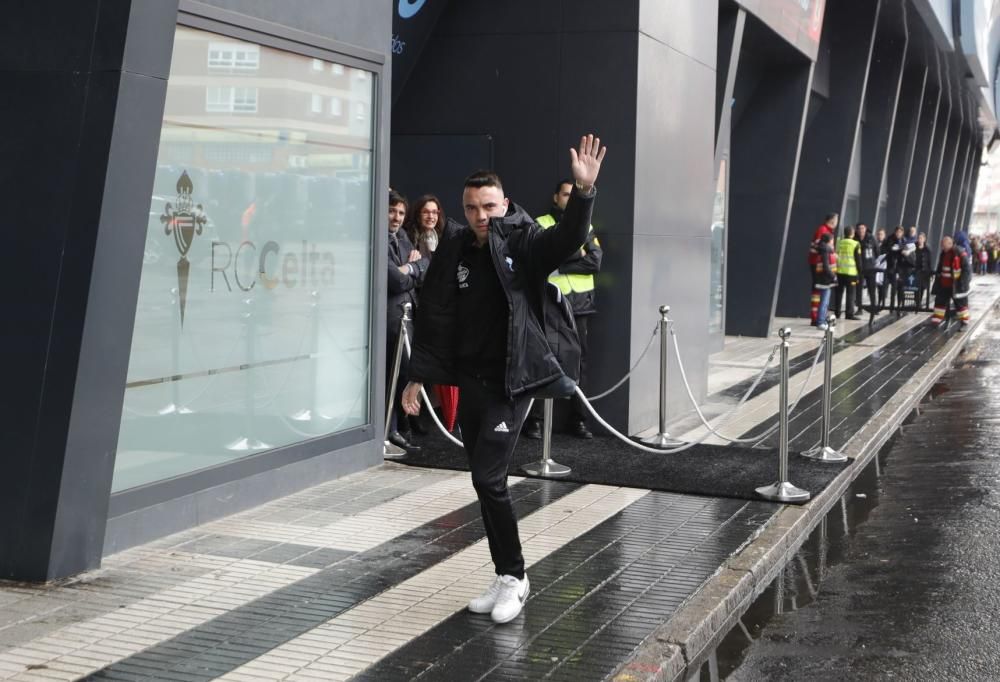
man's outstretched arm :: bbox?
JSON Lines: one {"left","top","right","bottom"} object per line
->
{"left": 530, "top": 135, "right": 607, "bottom": 275}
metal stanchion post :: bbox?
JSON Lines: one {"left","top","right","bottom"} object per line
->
{"left": 291, "top": 290, "right": 330, "bottom": 422}
{"left": 158, "top": 287, "right": 193, "bottom": 415}
{"left": 383, "top": 303, "right": 411, "bottom": 459}
{"left": 802, "top": 313, "right": 848, "bottom": 463}
{"left": 227, "top": 296, "right": 271, "bottom": 452}
{"left": 756, "top": 328, "right": 811, "bottom": 503}
{"left": 643, "top": 305, "right": 683, "bottom": 447}
{"left": 522, "top": 398, "right": 571, "bottom": 477}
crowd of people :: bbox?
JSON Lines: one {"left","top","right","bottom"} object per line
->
{"left": 808, "top": 213, "right": 981, "bottom": 330}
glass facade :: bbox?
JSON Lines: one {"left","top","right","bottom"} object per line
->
{"left": 113, "top": 26, "right": 376, "bottom": 492}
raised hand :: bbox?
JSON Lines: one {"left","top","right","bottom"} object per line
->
{"left": 569, "top": 134, "right": 607, "bottom": 190}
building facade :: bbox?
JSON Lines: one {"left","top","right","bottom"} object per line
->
{"left": 3, "top": 0, "right": 996, "bottom": 582}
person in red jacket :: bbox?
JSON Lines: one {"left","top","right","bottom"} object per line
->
{"left": 932, "top": 234, "right": 971, "bottom": 328}
{"left": 809, "top": 213, "right": 839, "bottom": 325}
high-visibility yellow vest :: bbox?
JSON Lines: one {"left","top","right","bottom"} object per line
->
{"left": 536, "top": 213, "right": 596, "bottom": 295}
{"left": 835, "top": 237, "right": 859, "bottom": 277}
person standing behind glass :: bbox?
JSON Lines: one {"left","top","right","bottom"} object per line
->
{"left": 407, "top": 194, "right": 446, "bottom": 259}
{"left": 387, "top": 190, "right": 428, "bottom": 453}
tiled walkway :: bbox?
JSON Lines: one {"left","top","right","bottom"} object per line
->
{"left": 1, "top": 278, "right": 996, "bottom": 682}
{"left": 0, "top": 472, "right": 770, "bottom": 681}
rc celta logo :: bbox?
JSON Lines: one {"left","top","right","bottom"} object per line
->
{"left": 161, "top": 171, "right": 206, "bottom": 327}
{"left": 398, "top": 0, "right": 427, "bottom": 19}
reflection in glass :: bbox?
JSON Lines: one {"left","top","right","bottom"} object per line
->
{"left": 709, "top": 158, "right": 728, "bottom": 335}
{"left": 113, "top": 26, "right": 376, "bottom": 492}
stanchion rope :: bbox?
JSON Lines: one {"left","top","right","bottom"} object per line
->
{"left": 670, "top": 328, "right": 826, "bottom": 445}
{"left": 584, "top": 323, "right": 660, "bottom": 401}
{"left": 399, "top": 319, "right": 823, "bottom": 457}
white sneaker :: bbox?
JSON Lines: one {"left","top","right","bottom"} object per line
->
{"left": 490, "top": 574, "right": 529, "bottom": 624}
{"left": 817, "top": 323, "right": 829, "bottom": 331}
{"left": 468, "top": 576, "right": 504, "bottom": 614}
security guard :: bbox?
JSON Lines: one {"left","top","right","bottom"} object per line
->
{"left": 832, "top": 224, "right": 860, "bottom": 320}
{"left": 522, "top": 178, "right": 603, "bottom": 440}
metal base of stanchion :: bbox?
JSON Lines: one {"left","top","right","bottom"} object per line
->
{"left": 226, "top": 436, "right": 272, "bottom": 452}
{"left": 521, "top": 459, "right": 571, "bottom": 477}
{"left": 642, "top": 432, "right": 685, "bottom": 448}
{"left": 800, "top": 446, "right": 848, "bottom": 463}
{"left": 755, "top": 481, "right": 811, "bottom": 503}
{"left": 383, "top": 441, "right": 407, "bottom": 459}
{"left": 158, "top": 403, "right": 194, "bottom": 416}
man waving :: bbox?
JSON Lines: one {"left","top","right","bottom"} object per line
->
{"left": 402, "top": 135, "right": 607, "bottom": 624}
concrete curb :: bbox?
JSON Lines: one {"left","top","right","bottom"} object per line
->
{"left": 612, "top": 290, "right": 1000, "bottom": 682}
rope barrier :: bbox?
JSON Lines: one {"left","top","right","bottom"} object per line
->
{"left": 397, "top": 307, "right": 828, "bottom": 458}
{"left": 671, "top": 331, "right": 781, "bottom": 443}
{"left": 401, "top": 331, "right": 464, "bottom": 447}
{"left": 584, "top": 323, "right": 659, "bottom": 401}
{"left": 747, "top": 333, "right": 826, "bottom": 448}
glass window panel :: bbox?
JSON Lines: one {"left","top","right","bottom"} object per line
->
{"left": 709, "top": 158, "right": 727, "bottom": 335}
{"left": 113, "top": 25, "right": 376, "bottom": 493}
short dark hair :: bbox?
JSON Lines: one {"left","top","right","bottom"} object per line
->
{"left": 464, "top": 170, "right": 504, "bottom": 191}
{"left": 820, "top": 232, "right": 832, "bottom": 243}
{"left": 389, "top": 189, "right": 407, "bottom": 208}
{"left": 553, "top": 178, "right": 574, "bottom": 195}
{"left": 843, "top": 225, "right": 854, "bottom": 237}
{"left": 825, "top": 212, "right": 839, "bottom": 222}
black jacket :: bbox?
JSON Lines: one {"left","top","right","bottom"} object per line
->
{"left": 539, "top": 207, "right": 603, "bottom": 316}
{"left": 814, "top": 242, "right": 837, "bottom": 288}
{"left": 409, "top": 188, "right": 596, "bottom": 397}
{"left": 858, "top": 233, "right": 879, "bottom": 272}
{"left": 914, "top": 244, "right": 933, "bottom": 275}
{"left": 387, "top": 229, "right": 428, "bottom": 331}
{"left": 882, "top": 236, "right": 907, "bottom": 273}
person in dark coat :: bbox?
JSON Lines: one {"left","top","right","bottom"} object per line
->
{"left": 402, "top": 135, "right": 606, "bottom": 625}
{"left": 882, "top": 226, "right": 907, "bottom": 312}
{"left": 854, "top": 223, "right": 880, "bottom": 320}
{"left": 913, "top": 232, "right": 933, "bottom": 310}
{"left": 814, "top": 232, "right": 837, "bottom": 330}
{"left": 386, "top": 191, "right": 428, "bottom": 452}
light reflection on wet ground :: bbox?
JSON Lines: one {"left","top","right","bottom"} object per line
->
{"left": 711, "top": 313, "right": 1000, "bottom": 681}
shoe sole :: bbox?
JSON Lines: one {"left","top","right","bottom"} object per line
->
{"left": 467, "top": 602, "right": 494, "bottom": 614}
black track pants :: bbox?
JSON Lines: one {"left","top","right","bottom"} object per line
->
{"left": 457, "top": 375, "right": 531, "bottom": 579}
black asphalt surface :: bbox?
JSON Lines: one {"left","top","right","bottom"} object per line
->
{"left": 726, "top": 312, "right": 1000, "bottom": 681}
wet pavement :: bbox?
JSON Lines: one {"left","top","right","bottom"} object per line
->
{"left": 723, "top": 312, "right": 1000, "bottom": 681}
